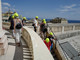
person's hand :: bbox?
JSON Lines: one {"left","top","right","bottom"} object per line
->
{"left": 22, "top": 28, "right": 23, "bottom": 31}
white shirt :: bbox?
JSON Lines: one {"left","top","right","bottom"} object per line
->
{"left": 34, "top": 19, "right": 38, "bottom": 27}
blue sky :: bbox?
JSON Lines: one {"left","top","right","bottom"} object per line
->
{"left": 1, "top": 0, "right": 80, "bottom": 20}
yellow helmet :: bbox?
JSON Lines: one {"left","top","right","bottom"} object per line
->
{"left": 35, "top": 16, "right": 38, "bottom": 19}
{"left": 12, "top": 15, "right": 14, "bottom": 19}
{"left": 14, "top": 13, "right": 19, "bottom": 17}
{"left": 43, "top": 21, "right": 46, "bottom": 24}
{"left": 43, "top": 19, "right": 46, "bottom": 21}
{"left": 46, "top": 38, "right": 50, "bottom": 43}
{"left": 23, "top": 17, "right": 26, "bottom": 20}
{"left": 50, "top": 32, "right": 53, "bottom": 35}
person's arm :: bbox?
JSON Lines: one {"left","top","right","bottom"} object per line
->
{"left": 20, "top": 19, "right": 23, "bottom": 31}
{"left": 37, "top": 20, "right": 39, "bottom": 26}
{"left": 20, "top": 19, "right": 23, "bottom": 27}
{"left": 22, "top": 20, "right": 23, "bottom": 25}
{"left": 33, "top": 19, "right": 35, "bottom": 23}
{"left": 14, "top": 19, "right": 16, "bottom": 33}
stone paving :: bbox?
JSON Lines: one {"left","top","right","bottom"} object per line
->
{"left": 59, "top": 35, "right": 80, "bottom": 53}
{"left": 0, "top": 30, "right": 33, "bottom": 60}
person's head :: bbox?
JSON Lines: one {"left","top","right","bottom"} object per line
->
{"left": 43, "top": 21, "right": 46, "bottom": 24}
{"left": 14, "top": 13, "right": 19, "bottom": 19}
{"left": 50, "top": 32, "right": 53, "bottom": 36}
{"left": 43, "top": 19, "right": 46, "bottom": 22}
{"left": 23, "top": 17, "right": 26, "bottom": 20}
{"left": 35, "top": 16, "right": 38, "bottom": 20}
{"left": 45, "top": 38, "right": 50, "bottom": 43}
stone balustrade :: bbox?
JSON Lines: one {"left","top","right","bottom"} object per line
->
{"left": 2, "top": 22, "right": 80, "bottom": 33}
{"left": 22, "top": 27, "right": 54, "bottom": 60}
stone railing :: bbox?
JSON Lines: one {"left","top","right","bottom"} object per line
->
{"left": 22, "top": 27, "right": 54, "bottom": 60}
{"left": 48, "top": 23, "right": 80, "bottom": 33}
{"left": 2, "top": 22, "right": 10, "bottom": 29}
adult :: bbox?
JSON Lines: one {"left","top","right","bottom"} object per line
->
{"left": 40, "top": 19, "right": 47, "bottom": 39}
{"left": 14, "top": 13, "right": 23, "bottom": 46}
{"left": 22, "top": 17, "right": 27, "bottom": 26}
{"left": 33, "top": 16, "right": 39, "bottom": 32}
{"left": 10, "top": 15, "right": 15, "bottom": 38}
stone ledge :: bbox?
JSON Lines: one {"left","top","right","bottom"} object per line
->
{"left": 22, "top": 27, "right": 54, "bottom": 60}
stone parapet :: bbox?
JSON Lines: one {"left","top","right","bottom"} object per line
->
{"left": 22, "top": 27, "right": 54, "bottom": 60}
{"left": 48, "top": 23, "right": 80, "bottom": 33}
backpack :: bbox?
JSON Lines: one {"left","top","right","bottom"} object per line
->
{"left": 16, "top": 23, "right": 22, "bottom": 29}
{"left": 10, "top": 19, "right": 14, "bottom": 30}
{"left": 10, "top": 26, "right": 14, "bottom": 30}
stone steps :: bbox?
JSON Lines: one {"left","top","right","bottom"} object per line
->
{"left": 22, "top": 38, "right": 33, "bottom": 60}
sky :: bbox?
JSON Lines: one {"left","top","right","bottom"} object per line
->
{"left": 1, "top": 0, "right": 80, "bottom": 20}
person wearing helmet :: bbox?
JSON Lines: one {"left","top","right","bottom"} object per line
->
{"left": 14, "top": 13, "right": 23, "bottom": 46}
{"left": 33, "top": 16, "right": 39, "bottom": 32}
{"left": 48, "top": 32, "right": 55, "bottom": 51}
{"left": 40, "top": 19, "right": 47, "bottom": 39}
{"left": 42, "top": 20, "right": 47, "bottom": 39}
{"left": 22, "top": 17, "right": 27, "bottom": 26}
{"left": 44, "top": 38, "right": 51, "bottom": 51}
{"left": 10, "top": 15, "right": 15, "bottom": 38}
{"left": 14, "top": 13, "right": 19, "bottom": 18}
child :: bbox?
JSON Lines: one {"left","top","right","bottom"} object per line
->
{"left": 44, "top": 38, "right": 51, "bottom": 51}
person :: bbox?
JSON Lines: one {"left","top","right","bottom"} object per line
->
{"left": 40, "top": 19, "right": 47, "bottom": 39}
{"left": 48, "top": 32, "right": 55, "bottom": 51}
{"left": 22, "top": 17, "right": 27, "bottom": 26}
{"left": 33, "top": 16, "right": 39, "bottom": 32}
{"left": 14, "top": 13, "right": 23, "bottom": 46}
{"left": 40, "top": 19, "right": 45, "bottom": 39}
{"left": 44, "top": 38, "right": 51, "bottom": 51}
{"left": 10, "top": 15, "right": 15, "bottom": 38}
{"left": 43, "top": 21, "right": 47, "bottom": 39}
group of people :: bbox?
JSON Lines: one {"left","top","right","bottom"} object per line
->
{"left": 32, "top": 16, "right": 56, "bottom": 52}
{"left": 10, "top": 12, "right": 56, "bottom": 52}
{"left": 10, "top": 12, "right": 27, "bottom": 46}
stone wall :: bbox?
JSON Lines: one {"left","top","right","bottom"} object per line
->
{"left": 0, "top": 0, "right": 8, "bottom": 55}
{"left": 55, "top": 30, "right": 80, "bottom": 40}
{"left": 48, "top": 23, "right": 80, "bottom": 33}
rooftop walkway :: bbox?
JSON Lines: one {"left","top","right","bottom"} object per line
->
{"left": 0, "top": 28, "right": 54, "bottom": 60}
{"left": 0, "top": 30, "right": 33, "bottom": 60}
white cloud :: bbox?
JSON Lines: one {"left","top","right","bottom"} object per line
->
{"left": 59, "top": 4, "right": 77, "bottom": 13}
{"left": 2, "top": 2, "right": 11, "bottom": 7}
{"left": 63, "top": 4, "right": 76, "bottom": 9}
{"left": 60, "top": 9, "right": 69, "bottom": 12}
